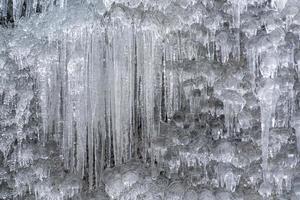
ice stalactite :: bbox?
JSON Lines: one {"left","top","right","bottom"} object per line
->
{"left": 35, "top": 6, "right": 165, "bottom": 186}
{"left": 38, "top": 27, "right": 110, "bottom": 186}
{"left": 271, "top": 0, "right": 288, "bottom": 11}
{"left": 246, "top": 15, "right": 292, "bottom": 195}
{"left": 216, "top": 31, "right": 231, "bottom": 64}
{"left": 59, "top": 0, "right": 67, "bottom": 8}
{"left": 215, "top": 163, "right": 241, "bottom": 192}
{"left": 163, "top": 65, "right": 186, "bottom": 121}
{"left": 0, "top": 0, "right": 7, "bottom": 17}
{"left": 228, "top": 0, "right": 247, "bottom": 29}
{"left": 275, "top": 68, "right": 296, "bottom": 128}
{"left": 246, "top": 46, "right": 259, "bottom": 92}
{"left": 257, "top": 79, "right": 280, "bottom": 178}
{"left": 221, "top": 90, "right": 246, "bottom": 136}
{"left": 204, "top": 17, "right": 217, "bottom": 61}
{"left": 226, "top": 0, "right": 248, "bottom": 62}
{"left": 293, "top": 110, "right": 300, "bottom": 152}
{"left": 12, "top": 0, "right": 33, "bottom": 19}
{"left": 0, "top": 0, "right": 68, "bottom": 22}
{"left": 214, "top": 71, "right": 246, "bottom": 136}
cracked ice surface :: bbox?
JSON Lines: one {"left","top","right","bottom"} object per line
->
{"left": 2, "top": 0, "right": 300, "bottom": 199}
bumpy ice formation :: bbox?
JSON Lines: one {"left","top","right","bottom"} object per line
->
{"left": 1, "top": 0, "right": 300, "bottom": 199}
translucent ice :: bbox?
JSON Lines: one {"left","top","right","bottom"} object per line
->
{"left": 1, "top": 0, "right": 300, "bottom": 199}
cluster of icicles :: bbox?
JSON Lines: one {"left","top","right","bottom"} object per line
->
{"left": 4, "top": 0, "right": 300, "bottom": 198}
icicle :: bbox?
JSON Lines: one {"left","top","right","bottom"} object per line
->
{"left": 60, "top": 0, "right": 67, "bottom": 8}
{"left": 224, "top": 103, "right": 232, "bottom": 134}
{"left": 215, "top": 163, "right": 241, "bottom": 192}
{"left": 36, "top": 7, "right": 163, "bottom": 187}
{"left": 293, "top": 110, "right": 300, "bottom": 152}
{"left": 271, "top": 0, "right": 287, "bottom": 11}
{"left": 220, "top": 90, "right": 245, "bottom": 136}
{"left": 257, "top": 79, "right": 280, "bottom": 175}
{"left": 60, "top": 0, "right": 64, "bottom": 8}
{"left": 247, "top": 47, "right": 257, "bottom": 91}
{"left": 12, "top": 0, "right": 26, "bottom": 20}
{"left": 228, "top": 0, "right": 247, "bottom": 29}
{"left": 61, "top": 33, "right": 70, "bottom": 170}
{"left": 216, "top": 31, "right": 232, "bottom": 64}
{"left": 1, "top": 0, "right": 7, "bottom": 18}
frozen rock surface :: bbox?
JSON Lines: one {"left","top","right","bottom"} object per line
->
{"left": 1, "top": 0, "right": 300, "bottom": 199}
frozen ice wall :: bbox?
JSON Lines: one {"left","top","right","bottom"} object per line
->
{"left": 35, "top": 4, "right": 165, "bottom": 188}
{"left": 2, "top": 0, "right": 300, "bottom": 199}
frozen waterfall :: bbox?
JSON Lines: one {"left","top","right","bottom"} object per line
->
{"left": 1, "top": 0, "right": 300, "bottom": 199}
